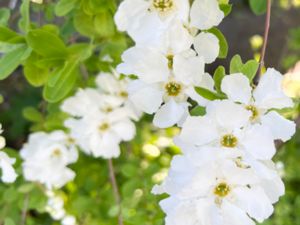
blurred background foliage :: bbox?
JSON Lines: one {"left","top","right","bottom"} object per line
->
{"left": 0, "top": 0, "right": 299, "bottom": 224}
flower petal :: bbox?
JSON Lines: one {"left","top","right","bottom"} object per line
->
{"left": 254, "top": 68, "right": 294, "bottom": 109}
{"left": 179, "top": 115, "right": 219, "bottom": 146}
{"left": 128, "top": 80, "right": 163, "bottom": 114}
{"left": 153, "top": 99, "right": 187, "bottom": 128}
{"left": 233, "top": 186, "right": 274, "bottom": 222}
{"left": 242, "top": 124, "right": 276, "bottom": 160}
{"left": 117, "top": 46, "right": 168, "bottom": 83}
{"left": 193, "top": 32, "right": 220, "bottom": 64}
{"left": 221, "top": 73, "right": 252, "bottom": 104}
{"left": 261, "top": 111, "right": 296, "bottom": 142}
{"left": 190, "top": 0, "right": 224, "bottom": 30}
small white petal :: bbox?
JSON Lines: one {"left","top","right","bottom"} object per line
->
{"left": 128, "top": 80, "right": 163, "bottom": 114}
{"left": 254, "top": 68, "right": 294, "bottom": 109}
{"left": 194, "top": 32, "right": 220, "bottom": 64}
{"left": 179, "top": 116, "right": 219, "bottom": 146}
{"left": 153, "top": 99, "right": 187, "bottom": 128}
{"left": 190, "top": 0, "right": 224, "bottom": 30}
{"left": 112, "top": 119, "right": 136, "bottom": 141}
{"left": 0, "top": 152, "right": 17, "bottom": 183}
{"left": 261, "top": 111, "right": 296, "bottom": 142}
{"left": 222, "top": 201, "right": 256, "bottom": 225}
{"left": 221, "top": 73, "right": 252, "bottom": 104}
{"left": 206, "top": 100, "right": 251, "bottom": 131}
{"left": 242, "top": 124, "right": 276, "bottom": 160}
{"left": 117, "top": 46, "right": 168, "bottom": 83}
{"left": 233, "top": 186, "right": 274, "bottom": 222}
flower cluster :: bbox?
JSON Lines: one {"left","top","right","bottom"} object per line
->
{"left": 0, "top": 124, "right": 17, "bottom": 183}
{"left": 115, "top": 0, "right": 297, "bottom": 224}
{"left": 61, "top": 71, "right": 138, "bottom": 159}
{"left": 152, "top": 70, "right": 296, "bottom": 224}
{"left": 115, "top": 0, "right": 224, "bottom": 128}
{"left": 20, "top": 131, "right": 78, "bottom": 189}
{"left": 45, "top": 190, "right": 77, "bottom": 225}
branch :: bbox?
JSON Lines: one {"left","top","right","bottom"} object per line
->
{"left": 255, "top": 0, "right": 272, "bottom": 83}
{"left": 21, "top": 193, "right": 30, "bottom": 225}
{"left": 108, "top": 159, "right": 124, "bottom": 225}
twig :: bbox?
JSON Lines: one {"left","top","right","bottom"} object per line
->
{"left": 21, "top": 193, "right": 30, "bottom": 225}
{"left": 255, "top": 0, "right": 272, "bottom": 83}
{"left": 108, "top": 159, "right": 124, "bottom": 225}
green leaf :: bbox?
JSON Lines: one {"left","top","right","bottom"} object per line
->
{"left": 23, "top": 107, "right": 44, "bottom": 122}
{"left": 213, "top": 66, "right": 226, "bottom": 92}
{"left": 68, "top": 43, "right": 94, "bottom": 61}
{"left": 55, "top": 0, "right": 78, "bottom": 16}
{"left": 219, "top": 4, "right": 232, "bottom": 16}
{"left": 230, "top": 54, "right": 259, "bottom": 81}
{"left": 241, "top": 60, "right": 259, "bottom": 81}
{"left": 207, "top": 28, "right": 228, "bottom": 58}
{"left": 194, "top": 87, "right": 226, "bottom": 101}
{"left": 249, "top": 0, "right": 267, "bottom": 15}
{"left": 0, "top": 26, "right": 20, "bottom": 42}
{"left": 23, "top": 53, "right": 49, "bottom": 86}
{"left": 190, "top": 106, "right": 206, "bottom": 116}
{"left": 43, "top": 60, "right": 78, "bottom": 102}
{"left": 26, "top": 29, "right": 68, "bottom": 58}
{"left": 94, "top": 12, "right": 116, "bottom": 38}
{"left": 230, "top": 54, "right": 243, "bottom": 74}
{"left": 0, "top": 42, "right": 25, "bottom": 53}
{"left": 0, "top": 8, "right": 10, "bottom": 26}
{"left": 19, "top": 0, "right": 31, "bottom": 33}
{"left": 0, "top": 45, "right": 32, "bottom": 80}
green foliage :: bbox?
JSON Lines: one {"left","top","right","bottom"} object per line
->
{"left": 249, "top": 0, "right": 267, "bottom": 15}
{"left": 194, "top": 86, "right": 227, "bottom": 101}
{"left": 230, "top": 54, "right": 259, "bottom": 82}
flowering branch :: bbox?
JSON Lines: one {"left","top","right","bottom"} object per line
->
{"left": 255, "top": 0, "right": 272, "bottom": 82}
{"left": 108, "top": 159, "right": 124, "bottom": 225}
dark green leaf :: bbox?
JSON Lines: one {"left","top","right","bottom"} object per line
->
{"left": 249, "top": 0, "right": 267, "bottom": 15}
{"left": 220, "top": 4, "right": 232, "bottom": 16}
{"left": 190, "top": 106, "right": 206, "bottom": 116}
{"left": 26, "top": 29, "right": 68, "bottom": 58}
{"left": 213, "top": 66, "right": 226, "bottom": 92}
{"left": 55, "top": 0, "right": 78, "bottom": 16}
{"left": 43, "top": 60, "right": 78, "bottom": 102}
{"left": 0, "top": 45, "right": 32, "bottom": 80}
{"left": 194, "top": 87, "right": 226, "bottom": 101}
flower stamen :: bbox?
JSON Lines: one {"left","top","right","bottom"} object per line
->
{"left": 153, "top": 0, "right": 174, "bottom": 12}
{"left": 221, "top": 134, "right": 238, "bottom": 148}
{"left": 165, "top": 82, "right": 182, "bottom": 96}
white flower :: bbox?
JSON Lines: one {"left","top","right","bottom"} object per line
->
{"left": 0, "top": 124, "right": 17, "bottom": 183}
{"left": 221, "top": 69, "right": 296, "bottom": 141}
{"left": 114, "top": 0, "right": 190, "bottom": 44}
{"left": 189, "top": 0, "right": 224, "bottom": 30}
{"left": 96, "top": 71, "right": 142, "bottom": 120}
{"left": 155, "top": 159, "right": 275, "bottom": 225}
{"left": 118, "top": 35, "right": 212, "bottom": 127}
{"left": 65, "top": 108, "right": 135, "bottom": 158}
{"left": 62, "top": 216, "right": 77, "bottom": 225}
{"left": 179, "top": 100, "right": 276, "bottom": 160}
{"left": 0, "top": 152, "right": 17, "bottom": 183}
{"left": 46, "top": 195, "right": 66, "bottom": 220}
{"left": 20, "top": 131, "right": 78, "bottom": 189}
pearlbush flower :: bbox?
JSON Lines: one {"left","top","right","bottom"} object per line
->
{"left": 221, "top": 69, "right": 296, "bottom": 142}
{"left": 20, "top": 131, "right": 78, "bottom": 189}
{"left": 0, "top": 124, "right": 17, "bottom": 183}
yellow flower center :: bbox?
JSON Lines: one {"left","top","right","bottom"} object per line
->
{"left": 119, "top": 91, "right": 128, "bottom": 98}
{"left": 153, "top": 0, "right": 174, "bottom": 12}
{"left": 52, "top": 149, "right": 62, "bottom": 157}
{"left": 245, "top": 105, "right": 259, "bottom": 121}
{"left": 167, "top": 54, "right": 174, "bottom": 69}
{"left": 214, "top": 183, "right": 231, "bottom": 198}
{"left": 221, "top": 134, "right": 238, "bottom": 148}
{"left": 165, "top": 82, "right": 182, "bottom": 96}
{"left": 99, "top": 123, "right": 110, "bottom": 131}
